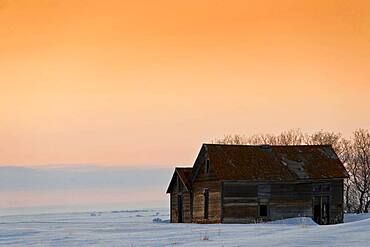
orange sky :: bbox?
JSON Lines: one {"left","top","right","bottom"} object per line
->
{"left": 1, "top": 0, "right": 369, "bottom": 166}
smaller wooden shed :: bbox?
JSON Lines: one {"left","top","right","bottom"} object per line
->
{"left": 166, "top": 167, "right": 193, "bottom": 223}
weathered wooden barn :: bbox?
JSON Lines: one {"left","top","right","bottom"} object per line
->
{"left": 166, "top": 144, "right": 349, "bottom": 225}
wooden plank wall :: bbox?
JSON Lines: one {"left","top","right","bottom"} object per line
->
{"left": 269, "top": 183, "right": 312, "bottom": 221}
{"left": 222, "top": 180, "right": 344, "bottom": 224}
{"left": 329, "top": 180, "right": 344, "bottom": 224}
{"left": 222, "top": 181, "right": 313, "bottom": 223}
{"left": 170, "top": 174, "right": 192, "bottom": 223}
{"left": 222, "top": 181, "right": 259, "bottom": 223}
{"left": 192, "top": 158, "right": 221, "bottom": 223}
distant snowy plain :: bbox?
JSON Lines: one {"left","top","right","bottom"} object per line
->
{"left": 0, "top": 209, "right": 369, "bottom": 247}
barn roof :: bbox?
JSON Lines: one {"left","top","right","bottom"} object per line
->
{"left": 196, "top": 144, "right": 349, "bottom": 181}
{"left": 166, "top": 167, "right": 192, "bottom": 193}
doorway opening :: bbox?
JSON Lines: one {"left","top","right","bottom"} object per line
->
{"left": 313, "top": 196, "right": 330, "bottom": 225}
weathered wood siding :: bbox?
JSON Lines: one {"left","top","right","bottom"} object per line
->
{"left": 170, "top": 174, "right": 192, "bottom": 223}
{"left": 321, "top": 179, "right": 344, "bottom": 224}
{"left": 222, "top": 181, "right": 259, "bottom": 223}
{"left": 269, "top": 182, "right": 312, "bottom": 221}
{"left": 222, "top": 179, "right": 344, "bottom": 224}
{"left": 192, "top": 158, "right": 221, "bottom": 223}
{"left": 330, "top": 180, "right": 344, "bottom": 223}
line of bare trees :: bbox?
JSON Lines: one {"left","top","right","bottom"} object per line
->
{"left": 213, "top": 129, "right": 370, "bottom": 213}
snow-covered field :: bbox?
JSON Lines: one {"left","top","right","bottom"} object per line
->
{"left": 0, "top": 209, "right": 369, "bottom": 247}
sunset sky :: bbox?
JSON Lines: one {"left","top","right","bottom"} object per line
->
{"left": 1, "top": 0, "right": 370, "bottom": 167}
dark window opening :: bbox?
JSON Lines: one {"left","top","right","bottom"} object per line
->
{"left": 205, "top": 159, "right": 210, "bottom": 174}
{"left": 259, "top": 205, "right": 268, "bottom": 217}
{"left": 204, "top": 188, "right": 209, "bottom": 219}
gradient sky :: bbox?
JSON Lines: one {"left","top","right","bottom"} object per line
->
{"left": 1, "top": 0, "right": 370, "bottom": 166}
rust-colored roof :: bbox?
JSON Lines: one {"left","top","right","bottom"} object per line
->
{"left": 205, "top": 144, "right": 349, "bottom": 181}
{"left": 166, "top": 167, "right": 192, "bottom": 193}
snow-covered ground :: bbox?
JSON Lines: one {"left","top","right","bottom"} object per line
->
{"left": 0, "top": 209, "right": 369, "bottom": 247}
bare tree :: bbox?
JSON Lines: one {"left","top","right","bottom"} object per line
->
{"left": 214, "top": 134, "right": 248, "bottom": 145}
{"left": 340, "top": 139, "right": 356, "bottom": 213}
{"left": 214, "top": 129, "right": 305, "bottom": 146}
{"left": 247, "top": 134, "right": 279, "bottom": 145}
{"left": 305, "top": 130, "right": 343, "bottom": 152}
{"left": 277, "top": 129, "right": 305, "bottom": 145}
{"left": 349, "top": 129, "right": 370, "bottom": 213}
